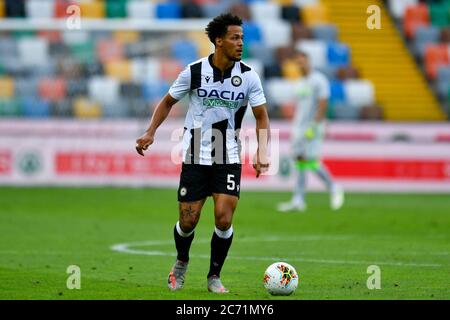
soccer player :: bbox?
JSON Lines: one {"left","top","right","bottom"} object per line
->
{"left": 135, "top": 14, "right": 270, "bottom": 293}
{"left": 277, "top": 50, "right": 344, "bottom": 212}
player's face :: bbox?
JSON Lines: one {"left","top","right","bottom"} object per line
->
{"left": 220, "top": 25, "right": 244, "bottom": 62}
{"left": 295, "top": 54, "right": 310, "bottom": 74}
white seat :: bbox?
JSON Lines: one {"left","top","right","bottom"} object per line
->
{"left": 26, "top": 0, "right": 55, "bottom": 19}
{"left": 388, "top": 0, "right": 418, "bottom": 19}
{"left": 265, "top": 79, "right": 298, "bottom": 105}
{"left": 241, "top": 59, "right": 264, "bottom": 80}
{"left": 249, "top": 2, "right": 281, "bottom": 22}
{"left": 293, "top": 0, "right": 318, "bottom": 8}
{"left": 18, "top": 38, "right": 49, "bottom": 67}
{"left": 260, "top": 20, "right": 292, "bottom": 49}
{"left": 344, "top": 80, "right": 375, "bottom": 108}
{"left": 62, "top": 31, "right": 89, "bottom": 44}
{"left": 295, "top": 39, "right": 327, "bottom": 69}
{"left": 88, "top": 76, "right": 120, "bottom": 105}
{"left": 126, "top": 0, "right": 155, "bottom": 19}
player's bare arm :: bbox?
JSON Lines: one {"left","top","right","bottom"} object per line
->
{"left": 314, "top": 98, "right": 328, "bottom": 122}
{"left": 135, "top": 93, "right": 178, "bottom": 156}
{"left": 252, "top": 103, "right": 270, "bottom": 178}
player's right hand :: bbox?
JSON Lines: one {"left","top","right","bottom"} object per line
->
{"left": 135, "top": 132, "right": 154, "bottom": 156}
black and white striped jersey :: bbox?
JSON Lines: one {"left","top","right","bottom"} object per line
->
{"left": 168, "top": 54, "right": 267, "bottom": 165}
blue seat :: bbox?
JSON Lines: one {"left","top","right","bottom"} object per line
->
{"left": 142, "top": 81, "right": 170, "bottom": 102}
{"left": 243, "top": 22, "right": 262, "bottom": 44}
{"left": 414, "top": 26, "right": 440, "bottom": 57}
{"left": 327, "top": 42, "right": 350, "bottom": 67}
{"left": 248, "top": 43, "right": 275, "bottom": 65}
{"left": 329, "top": 80, "right": 346, "bottom": 104}
{"left": 171, "top": 40, "right": 198, "bottom": 66}
{"left": 437, "top": 66, "right": 450, "bottom": 98}
{"left": 22, "top": 97, "right": 50, "bottom": 118}
{"left": 312, "top": 24, "right": 338, "bottom": 42}
{"left": 156, "top": 2, "right": 181, "bottom": 19}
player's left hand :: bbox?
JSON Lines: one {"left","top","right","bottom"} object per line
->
{"left": 304, "top": 123, "right": 317, "bottom": 140}
{"left": 135, "top": 132, "right": 154, "bottom": 156}
{"left": 252, "top": 153, "right": 270, "bottom": 178}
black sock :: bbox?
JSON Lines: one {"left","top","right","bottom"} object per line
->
{"left": 207, "top": 231, "right": 233, "bottom": 278}
{"left": 173, "top": 224, "right": 194, "bottom": 263}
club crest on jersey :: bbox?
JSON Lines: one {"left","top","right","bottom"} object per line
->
{"left": 231, "top": 76, "right": 242, "bottom": 87}
{"left": 180, "top": 187, "right": 187, "bottom": 197}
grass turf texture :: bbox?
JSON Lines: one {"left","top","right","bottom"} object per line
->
{"left": 0, "top": 187, "right": 449, "bottom": 300}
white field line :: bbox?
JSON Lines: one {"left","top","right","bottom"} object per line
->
{"left": 110, "top": 236, "right": 445, "bottom": 268}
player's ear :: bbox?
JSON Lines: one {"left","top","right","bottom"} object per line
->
{"left": 215, "top": 37, "right": 223, "bottom": 47}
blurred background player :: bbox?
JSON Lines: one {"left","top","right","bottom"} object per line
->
{"left": 277, "top": 50, "right": 344, "bottom": 212}
{"left": 135, "top": 13, "right": 270, "bottom": 293}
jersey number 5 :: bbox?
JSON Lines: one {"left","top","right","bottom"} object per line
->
{"left": 227, "top": 174, "right": 235, "bottom": 191}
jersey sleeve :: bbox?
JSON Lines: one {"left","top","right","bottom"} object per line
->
{"left": 248, "top": 70, "right": 267, "bottom": 107}
{"left": 168, "top": 66, "right": 191, "bottom": 101}
{"left": 317, "top": 73, "right": 330, "bottom": 100}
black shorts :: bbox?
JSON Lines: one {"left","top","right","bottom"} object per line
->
{"left": 177, "top": 163, "right": 242, "bottom": 202}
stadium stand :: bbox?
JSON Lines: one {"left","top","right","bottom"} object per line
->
{"left": 0, "top": 0, "right": 447, "bottom": 121}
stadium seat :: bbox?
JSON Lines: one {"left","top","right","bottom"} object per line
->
{"left": 281, "top": 4, "right": 301, "bottom": 22}
{"left": 388, "top": 0, "right": 418, "bottom": 19}
{"left": 242, "top": 58, "right": 264, "bottom": 79}
{"left": 312, "top": 24, "right": 338, "bottom": 42}
{"left": 344, "top": 80, "right": 375, "bottom": 108}
{"left": 62, "top": 30, "right": 89, "bottom": 44}
{"left": 171, "top": 40, "right": 198, "bottom": 67}
{"left": 265, "top": 79, "right": 298, "bottom": 106}
{"left": 281, "top": 59, "right": 302, "bottom": 80}
{"left": 248, "top": 43, "right": 275, "bottom": 65}
{"left": 18, "top": 37, "right": 49, "bottom": 67}
{"left": 0, "top": 77, "right": 14, "bottom": 98}
{"left": 0, "top": 98, "right": 21, "bottom": 116}
{"left": 242, "top": 22, "right": 262, "bottom": 45}
{"left": 424, "top": 44, "right": 449, "bottom": 79}
{"left": 105, "top": 60, "right": 132, "bottom": 82}
{"left": 22, "top": 97, "right": 50, "bottom": 118}
{"left": 88, "top": 76, "right": 120, "bottom": 105}
{"left": 437, "top": 65, "right": 450, "bottom": 98}
{"left": 202, "top": 2, "right": 230, "bottom": 18}
{"left": 5, "top": 0, "right": 25, "bottom": 18}
{"left": 332, "top": 104, "right": 360, "bottom": 120}
{"left": 301, "top": 3, "right": 329, "bottom": 26}
{"left": 51, "top": 99, "right": 72, "bottom": 117}
{"left": 293, "top": 0, "right": 318, "bottom": 7}
{"left": 141, "top": 81, "right": 170, "bottom": 103}
{"left": 159, "top": 58, "right": 184, "bottom": 82}
{"left": 96, "top": 39, "right": 124, "bottom": 64}
{"left": 260, "top": 20, "right": 292, "bottom": 49}
{"left": 126, "top": 0, "right": 155, "bottom": 19}
{"left": 113, "top": 31, "right": 140, "bottom": 44}
{"left": 403, "top": 4, "right": 429, "bottom": 38}
{"left": 429, "top": 2, "right": 450, "bottom": 27}
{"left": 327, "top": 42, "right": 350, "bottom": 67}
{"left": 0, "top": 1, "right": 4, "bottom": 18}
{"left": 414, "top": 26, "right": 440, "bottom": 57}
{"left": 128, "top": 98, "right": 150, "bottom": 118}
{"left": 102, "top": 99, "right": 129, "bottom": 118}
{"left": 54, "top": 0, "right": 72, "bottom": 18}
{"left": 80, "top": 0, "right": 105, "bottom": 18}
{"left": 106, "top": 0, "right": 127, "bottom": 18}
{"left": 143, "top": 57, "right": 162, "bottom": 82}
{"left": 14, "top": 78, "right": 38, "bottom": 97}
{"left": 329, "top": 80, "right": 346, "bottom": 104}
{"left": 38, "top": 78, "right": 66, "bottom": 102}
{"left": 249, "top": 2, "right": 281, "bottom": 21}
{"left": 156, "top": 2, "right": 181, "bottom": 19}
{"left": 73, "top": 97, "right": 102, "bottom": 118}
{"left": 69, "top": 41, "right": 95, "bottom": 64}
{"left": 67, "top": 79, "right": 88, "bottom": 98}
{"left": 296, "top": 39, "right": 327, "bottom": 69}
{"left": 25, "top": 0, "right": 55, "bottom": 19}
{"left": 38, "top": 30, "right": 62, "bottom": 43}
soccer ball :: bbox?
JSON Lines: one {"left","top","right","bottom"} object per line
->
{"left": 263, "top": 262, "right": 299, "bottom": 296}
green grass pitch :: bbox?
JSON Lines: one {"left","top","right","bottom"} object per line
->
{"left": 0, "top": 187, "right": 449, "bottom": 300}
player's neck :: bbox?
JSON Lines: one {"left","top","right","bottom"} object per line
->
{"left": 211, "top": 52, "right": 234, "bottom": 73}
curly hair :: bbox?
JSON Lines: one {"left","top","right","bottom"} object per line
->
{"left": 205, "top": 13, "right": 243, "bottom": 46}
